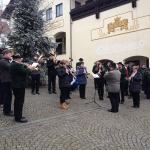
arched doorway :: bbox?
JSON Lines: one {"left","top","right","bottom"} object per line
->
{"left": 94, "top": 59, "right": 113, "bottom": 65}
{"left": 124, "top": 56, "right": 149, "bottom": 68}
{"left": 54, "top": 32, "right": 66, "bottom": 55}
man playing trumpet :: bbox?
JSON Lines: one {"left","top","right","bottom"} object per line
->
{"left": 47, "top": 53, "right": 58, "bottom": 94}
{"left": 9, "top": 53, "right": 33, "bottom": 123}
{"left": 29, "top": 55, "right": 41, "bottom": 95}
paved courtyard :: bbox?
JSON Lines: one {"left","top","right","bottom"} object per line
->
{"left": 0, "top": 76, "right": 150, "bottom": 150}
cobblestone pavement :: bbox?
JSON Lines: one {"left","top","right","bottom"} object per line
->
{"left": 0, "top": 76, "right": 150, "bottom": 150}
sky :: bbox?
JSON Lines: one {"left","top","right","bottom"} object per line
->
{"left": 1, "top": 0, "right": 10, "bottom": 10}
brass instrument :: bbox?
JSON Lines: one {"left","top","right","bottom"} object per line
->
{"left": 69, "top": 57, "right": 73, "bottom": 62}
{"left": 53, "top": 51, "right": 58, "bottom": 63}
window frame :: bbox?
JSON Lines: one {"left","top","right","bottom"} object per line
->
{"left": 56, "top": 3, "right": 63, "bottom": 18}
{"left": 46, "top": 8, "right": 52, "bottom": 21}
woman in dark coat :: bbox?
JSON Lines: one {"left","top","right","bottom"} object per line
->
{"left": 56, "top": 60, "right": 71, "bottom": 109}
{"left": 129, "top": 66, "right": 142, "bottom": 108}
{"left": 93, "top": 62, "right": 105, "bottom": 100}
{"left": 77, "top": 62, "right": 87, "bottom": 99}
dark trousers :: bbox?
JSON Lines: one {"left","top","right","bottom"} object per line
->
{"left": 31, "top": 74, "right": 40, "bottom": 92}
{"left": 94, "top": 78, "right": 98, "bottom": 89}
{"left": 79, "top": 84, "right": 86, "bottom": 98}
{"left": 145, "top": 84, "right": 150, "bottom": 98}
{"left": 132, "top": 92, "right": 140, "bottom": 107}
{"left": 48, "top": 75, "right": 56, "bottom": 92}
{"left": 97, "top": 81, "right": 104, "bottom": 99}
{"left": 60, "top": 87, "right": 68, "bottom": 104}
{"left": 13, "top": 88, "right": 25, "bottom": 120}
{"left": 119, "top": 83, "right": 125, "bottom": 102}
{"left": 0, "top": 79, "right": 3, "bottom": 105}
{"left": 108, "top": 92, "right": 119, "bottom": 112}
{"left": 2, "top": 82, "right": 12, "bottom": 114}
{"left": 125, "top": 80, "right": 129, "bottom": 95}
{"left": 66, "top": 87, "right": 71, "bottom": 99}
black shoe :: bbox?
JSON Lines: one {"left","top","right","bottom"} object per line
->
{"left": 99, "top": 97, "right": 104, "bottom": 100}
{"left": 107, "top": 96, "right": 109, "bottom": 98}
{"left": 22, "top": 116, "right": 26, "bottom": 119}
{"left": 15, "top": 118, "right": 28, "bottom": 123}
{"left": 4, "top": 112, "right": 14, "bottom": 117}
{"left": 53, "top": 91, "right": 57, "bottom": 94}
{"left": 121, "top": 101, "right": 124, "bottom": 104}
{"left": 81, "top": 97, "right": 86, "bottom": 99}
{"left": 36, "top": 92, "right": 40, "bottom": 94}
{"left": 49, "top": 91, "right": 52, "bottom": 94}
{"left": 108, "top": 109, "right": 118, "bottom": 113}
{"left": 134, "top": 106, "right": 139, "bottom": 108}
{"left": 68, "top": 97, "right": 71, "bottom": 99}
{"left": 128, "top": 96, "right": 132, "bottom": 99}
{"left": 31, "top": 92, "right": 36, "bottom": 95}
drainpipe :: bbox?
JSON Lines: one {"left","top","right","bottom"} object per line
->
{"left": 70, "top": 0, "right": 72, "bottom": 65}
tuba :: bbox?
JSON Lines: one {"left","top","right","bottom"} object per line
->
{"left": 53, "top": 51, "right": 58, "bottom": 63}
{"left": 69, "top": 57, "right": 73, "bottom": 62}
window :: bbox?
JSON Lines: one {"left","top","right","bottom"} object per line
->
{"left": 46, "top": 8, "right": 52, "bottom": 21}
{"left": 75, "top": 1, "right": 81, "bottom": 8}
{"left": 56, "top": 3, "right": 63, "bottom": 17}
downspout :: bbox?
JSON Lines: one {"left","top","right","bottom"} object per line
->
{"left": 70, "top": 0, "right": 72, "bottom": 65}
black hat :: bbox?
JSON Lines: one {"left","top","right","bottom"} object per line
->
{"left": 49, "top": 53, "right": 54, "bottom": 56}
{"left": 12, "top": 53, "right": 22, "bottom": 58}
{"left": 79, "top": 58, "right": 83, "bottom": 61}
{"left": 109, "top": 63, "right": 116, "bottom": 68}
{"left": 124, "top": 62, "right": 129, "bottom": 64}
{"left": 106, "top": 60, "right": 111, "bottom": 63}
{"left": 117, "top": 62, "right": 123, "bottom": 65}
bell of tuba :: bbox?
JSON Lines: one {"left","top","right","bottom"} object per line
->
{"left": 69, "top": 57, "right": 73, "bottom": 62}
{"left": 53, "top": 51, "right": 58, "bottom": 63}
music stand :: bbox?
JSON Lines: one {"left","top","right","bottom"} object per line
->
{"left": 85, "top": 74, "right": 101, "bottom": 107}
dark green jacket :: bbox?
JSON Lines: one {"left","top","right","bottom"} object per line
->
{"left": 9, "top": 61, "right": 31, "bottom": 89}
{"left": 104, "top": 64, "right": 110, "bottom": 72}
{"left": 144, "top": 71, "right": 150, "bottom": 84}
{"left": 119, "top": 67, "right": 126, "bottom": 83}
{"left": 92, "top": 65, "right": 97, "bottom": 73}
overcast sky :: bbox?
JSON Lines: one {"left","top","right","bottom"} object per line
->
{"left": 1, "top": 0, "right": 10, "bottom": 10}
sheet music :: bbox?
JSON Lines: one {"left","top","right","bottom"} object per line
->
{"left": 92, "top": 74, "right": 100, "bottom": 78}
{"left": 32, "top": 63, "right": 38, "bottom": 67}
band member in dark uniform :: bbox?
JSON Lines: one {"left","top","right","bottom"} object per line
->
{"left": 93, "top": 62, "right": 105, "bottom": 100}
{"left": 0, "top": 48, "right": 4, "bottom": 108}
{"left": 92, "top": 61, "right": 100, "bottom": 89}
{"left": 124, "top": 62, "right": 130, "bottom": 96}
{"left": 0, "top": 49, "right": 13, "bottom": 116}
{"left": 76, "top": 58, "right": 83, "bottom": 69}
{"left": 29, "top": 55, "right": 40, "bottom": 95}
{"left": 129, "top": 66, "right": 142, "bottom": 108}
{"left": 104, "top": 60, "right": 111, "bottom": 72}
{"left": 56, "top": 60, "right": 71, "bottom": 109}
{"left": 118, "top": 62, "right": 126, "bottom": 104}
{"left": 66, "top": 60, "right": 73, "bottom": 99}
{"left": 9, "top": 53, "right": 32, "bottom": 123}
{"left": 144, "top": 69, "right": 150, "bottom": 99}
{"left": 77, "top": 62, "right": 87, "bottom": 99}
{"left": 47, "top": 54, "right": 58, "bottom": 94}
{"left": 104, "top": 63, "right": 121, "bottom": 113}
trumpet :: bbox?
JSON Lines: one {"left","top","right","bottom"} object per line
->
{"left": 53, "top": 51, "right": 58, "bottom": 63}
{"left": 69, "top": 57, "right": 73, "bottom": 62}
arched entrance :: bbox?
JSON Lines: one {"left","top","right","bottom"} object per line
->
{"left": 54, "top": 32, "right": 66, "bottom": 55}
{"left": 123, "top": 56, "right": 149, "bottom": 68}
{"left": 95, "top": 59, "right": 113, "bottom": 65}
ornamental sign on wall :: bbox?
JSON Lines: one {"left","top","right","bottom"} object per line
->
{"left": 91, "top": 11, "right": 150, "bottom": 40}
